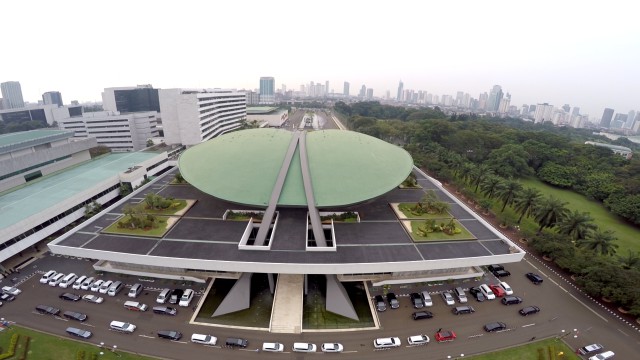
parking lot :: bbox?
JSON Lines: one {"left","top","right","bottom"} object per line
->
{"left": 1, "top": 253, "right": 639, "bottom": 360}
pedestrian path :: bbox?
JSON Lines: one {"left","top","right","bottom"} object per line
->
{"left": 270, "top": 274, "right": 303, "bottom": 333}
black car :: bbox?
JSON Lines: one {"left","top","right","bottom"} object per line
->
{"left": 169, "top": 289, "right": 184, "bottom": 304}
{"left": 410, "top": 293, "right": 424, "bottom": 308}
{"left": 501, "top": 296, "right": 523, "bottom": 305}
{"left": 35, "top": 305, "right": 60, "bottom": 316}
{"left": 469, "top": 287, "right": 485, "bottom": 302}
{"left": 63, "top": 311, "right": 87, "bottom": 322}
{"left": 152, "top": 306, "right": 177, "bottom": 316}
{"left": 157, "top": 330, "right": 182, "bottom": 341}
{"left": 519, "top": 306, "right": 541, "bottom": 316}
{"left": 59, "top": 292, "right": 81, "bottom": 301}
{"left": 526, "top": 272, "right": 544, "bottom": 284}
{"left": 0, "top": 293, "right": 15, "bottom": 302}
{"left": 488, "top": 265, "right": 511, "bottom": 277}
{"left": 484, "top": 322, "right": 507, "bottom": 332}
{"left": 386, "top": 292, "right": 400, "bottom": 309}
{"left": 66, "top": 327, "right": 92, "bottom": 339}
{"left": 412, "top": 311, "right": 434, "bottom": 320}
{"left": 225, "top": 337, "right": 249, "bottom": 348}
{"left": 374, "top": 295, "right": 386, "bottom": 312}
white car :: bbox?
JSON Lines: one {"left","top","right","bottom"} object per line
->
{"left": 82, "top": 294, "right": 104, "bottom": 304}
{"left": 479, "top": 284, "right": 496, "bottom": 300}
{"left": 373, "top": 337, "right": 401, "bottom": 349}
{"left": 2, "top": 286, "right": 22, "bottom": 296}
{"left": 588, "top": 351, "right": 615, "bottom": 360}
{"left": 80, "top": 277, "right": 95, "bottom": 291}
{"left": 39, "top": 270, "right": 57, "bottom": 284}
{"left": 441, "top": 291, "right": 455, "bottom": 305}
{"left": 72, "top": 275, "right": 87, "bottom": 290}
{"left": 407, "top": 334, "right": 430, "bottom": 345}
{"left": 98, "top": 280, "right": 113, "bottom": 294}
{"left": 262, "top": 342, "right": 284, "bottom": 352}
{"left": 321, "top": 343, "right": 344, "bottom": 353}
{"left": 90, "top": 279, "right": 104, "bottom": 292}
{"left": 292, "top": 342, "right": 316, "bottom": 353}
{"left": 499, "top": 281, "right": 513, "bottom": 295}
{"left": 191, "top": 333, "right": 217, "bottom": 346}
{"left": 179, "top": 289, "right": 194, "bottom": 307}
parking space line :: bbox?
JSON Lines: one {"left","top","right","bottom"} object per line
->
{"left": 522, "top": 323, "right": 535, "bottom": 328}
{"left": 172, "top": 340, "right": 188, "bottom": 344}
{"left": 139, "top": 335, "right": 155, "bottom": 339}
{"left": 343, "top": 350, "right": 358, "bottom": 353}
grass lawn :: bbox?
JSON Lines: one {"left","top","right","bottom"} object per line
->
{"left": 397, "top": 203, "right": 452, "bottom": 219}
{"left": 408, "top": 220, "right": 476, "bottom": 241}
{"left": 140, "top": 199, "right": 187, "bottom": 215}
{"left": 468, "top": 338, "right": 580, "bottom": 360}
{"left": 0, "top": 325, "right": 158, "bottom": 360}
{"left": 520, "top": 177, "right": 640, "bottom": 253}
{"left": 101, "top": 215, "right": 174, "bottom": 238}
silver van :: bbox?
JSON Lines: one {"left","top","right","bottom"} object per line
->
{"left": 156, "top": 288, "right": 171, "bottom": 304}
{"left": 128, "top": 283, "right": 143, "bottom": 298}
{"left": 420, "top": 291, "right": 433, "bottom": 307}
{"left": 454, "top": 287, "right": 468, "bottom": 303}
{"left": 107, "top": 281, "right": 124, "bottom": 297}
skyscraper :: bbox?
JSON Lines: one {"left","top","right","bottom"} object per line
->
{"left": 343, "top": 82, "right": 350, "bottom": 96}
{"left": 1, "top": 81, "right": 25, "bottom": 109}
{"left": 42, "top": 91, "right": 64, "bottom": 106}
{"left": 534, "top": 103, "right": 554, "bottom": 123}
{"left": 325, "top": 81, "right": 329, "bottom": 95}
{"left": 366, "top": 88, "right": 373, "bottom": 99}
{"left": 625, "top": 110, "right": 636, "bottom": 129}
{"left": 259, "top": 77, "right": 275, "bottom": 104}
{"left": 397, "top": 80, "right": 404, "bottom": 101}
{"left": 486, "top": 85, "right": 503, "bottom": 112}
{"left": 600, "top": 108, "right": 615, "bottom": 128}
{"left": 359, "top": 85, "right": 366, "bottom": 98}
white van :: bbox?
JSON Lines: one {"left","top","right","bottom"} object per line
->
{"left": 588, "top": 351, "right": 615, "bottom": 360}
{"left": 107, "top": 281, "right": 124, "bottom": 297}
{"left": 479, "top": 284, "right": 496, "bottom": 300}
{"left": 59, "top": 273, "right": 78, "bottom": 288}
{"left": 109, "top": 320, "right": 136, "bottom": 333}
{"left": 123, "top": 301, "right": 148, "bottom": 312}
{"left": 48, "top": 273, "right": 65, "bottom": 287}
{"left": 72, "top": 275, "right": 87, "bottom": 290}
{"left": 179, "top": 289, "right": 194, "bottom": 307}
{"left": 156, "top": 288, "right": 171, "bottom": 304}
{"left": 128, "top": 283, "right": 143, "bottom": 298}
{"left": 40, "top": 270, "right": 57, "bottom": 284}
{"left": 98, "top": 280, "right": 113, "bottom": 294}
{"left": 80, "top": 277, "right": 95, "bottom": 291}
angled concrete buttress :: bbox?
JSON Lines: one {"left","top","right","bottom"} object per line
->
{"left": 212, "top": 273, "right": 253, "bottom": 317}
{"left": 325, "top": 274, "right": 359, "bottom": 320}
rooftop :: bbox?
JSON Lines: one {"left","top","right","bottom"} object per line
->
{"left": 0, "top": 152, "right": 160, "bottom": 231}
{"left": 246, "top": 107, "right": 279, "bottom": 114}
{"left": 0, "top": 130, "right": 73, "bottom": 151}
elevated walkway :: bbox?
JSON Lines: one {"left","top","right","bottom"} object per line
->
{"left": 270, "top": 274, "right": 303, "bottom": 333}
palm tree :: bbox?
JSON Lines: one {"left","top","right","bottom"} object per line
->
{"left": 616, "top": 250, "right": 640, "bottom": 269}
{"left": 471, "top": 164, "right": 493, "bottom": 193}
{"left": 496, "top": 180, "right": 523, "bottom": 212}
{"left": 458, "top": 163, "right": 475, "bottom": 184}
{"left": 578, "top": 229, "right": 619, "bottom": 256}
{"left": 480, "top": 175, "right": 503, "bottom": 199}
{"left": 556, "top": 210, "right": 597, "bottom": 242}
{"left": 513, "top": 187, "right": 542, "bottom": 224}
{"left": 534, "top": 196, "right": 569, "bottom": 232}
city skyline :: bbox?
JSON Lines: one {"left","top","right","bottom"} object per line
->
{"left": 3, "top": 0, "right": 639, "bottom": 117}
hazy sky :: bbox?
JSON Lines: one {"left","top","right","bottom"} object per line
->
{"left": 3, "top": 0, "right": 639, "bottom": 118}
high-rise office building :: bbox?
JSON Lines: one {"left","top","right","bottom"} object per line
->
{"left": 42, "top": 91, "right": 64, "bottom": 107}
{"left": 359, "top": 85, "right": 366, "bottom": 98}
{"left": 625, "top": 110, "right": 636, "bottom": 129}
{"left": 562, "top": 104, "right": 571, "bottom": 113}
{"left": 1, "top": 81, "right": 25, "bottom": 109}
{"left": 325, "top": 81, "right": 329, "bottom": 95}
{"left": 486, "top": 85, "right": 503, "bottom": 112}
{"left": 259, "top": 77, "right": 275, "bottom": 104}
{"left": 366, "top": 88, "right": 373, "bottom": 99}
{"left": 343, "top": 82, "right": 349, "bottom": 96}
{"left": 600, "top": 108, "right": 615, "bottom": 128}
{"left": 397, "top": 80, "right": 404, "bottom": 101}
{"left": 534, "top": 103, "right": 554, "bottom": 123}
{"left": 102, "top": 85, "right": 160, "bottom": 113}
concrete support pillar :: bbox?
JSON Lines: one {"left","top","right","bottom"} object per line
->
{"left": 304, "top": 274, "right": 308, "bottom": 295}
{"left": 268, "top": 273, "right": 275, "bottom": 294}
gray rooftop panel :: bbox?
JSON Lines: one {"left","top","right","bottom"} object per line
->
{"left": 334, "top": 222, "right": 411, "bottom": 245}
{"left": 417, "top": 241, "right": 492, "bottom": 260}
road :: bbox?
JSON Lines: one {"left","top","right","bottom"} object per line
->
{"left": 280, "top": 109, "right": 339, "bottom": 131}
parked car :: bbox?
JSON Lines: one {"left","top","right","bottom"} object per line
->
{"left": 410, "top": 292, "right": 424, "bottom": 308}
{"left": 519, "top": 306, "right": 541, "bottom": 316}
{"left": 498, "top": 281, "right": 513, "bottom": 295}
{"left": 488, "top": 264, "right": 511, "bottom": 277}
{"left": 66, "top": 327, "right": 92, "bottom": 339}
{"left": 374, "top": 295, "right": 386, "bottom": 312}
{"left": 82, "top": 294, "right": 104, "bottom": 304}
{"left": 98, "top": 280, "right": 113, "bottom": 294}
{"left": 321, "top": 343, "right": 343, "bottom": 353}
{"left": 588, "top": 351, "right": 615, "bottom": 360}
{"left": 59, "top": 292, "right": 81, "bottom": 301}
{"left": 479, "top": 284, "right": 496, "bottom": 300}
{"left": 292, "top": 342, "right": 317, "bottom": 353}
{"left": 128, "top": 283, "right": 143, "bottom": 298}
{"left": 123, "top": 301, "right": 148, "bottom": 311}
{"left": 441, "top": 291, "right": 455, "bottom": 305}
{"left": 578, "top": 343, "right": 604, "bottom": 355}
{"left": 63, "top": 311, "right": 87, "bottom": 322}
{"left": 191, "top": 333, "right": 217, "bottom": 345}
{"left": 412, "top": 311, "right": 434, "bottom": 320}
{"left": 35, "top": 305, "right": 60, "bottom": 316}
{"left": 48, "top": 273, "right": 65, "bottom": 287}
{"left": 501, "top": 295, "right": 523, "bottom": 305}
{"left": 80, "top": 277, "right": 95, "bottom": 291}
{"left": 40, "top": 270, "right": 57, "bottom": 284}
{"left": 386, "top": 292, "right": 399, "bottom": 309}
{"left": 225, "top": 337, "right": 248, "bottom": 348}
{"left": 452, "top": 305, "right": 475, "bottom": 315}
{"left": 526, "top": 272, "right": 544, "bottom": 284}
{"left": 435, "top": 330, "right": 456, "bottom": 342}
{"left": 2, "top": 286, "right": 22, "bottom": 296}
{"left": 407, "top": 334, "right": 429, "bottom": 345}
{"left": 109, "top": 320, "right": 136, "bottom": 333}
{"left": 484, "top": 322, "right": 507, "bottom": 332}
{"left": 453, "top": 287, "right": 467, "bottom": 303}
{"left": 489, "top": 284, "right": 506, "bottom": 297}
{"left": 469, "top": 287, "right": 485, "bottom": 302}
{"left": 158, "top": 330, "right": 182, "bottom": 341}
{"left": 72, "top": 275, "right": 87, "bottom": 290}
{"left": 0, "top": 293, "right": 15, "bottom": 302}
{"left": 152, "top": 306, "right": 177, "bottom": 316}
{"left": 179, "top": 288, "right": 194, "bottom": 307}
{"left": 421, "top": 291, "right": 433, "bottom": 307}
{"left": 90, "top": 279, "right": 104, "bottom": 292}
{"left": 373, "top": 337, "right": 401, "bottom": 349}
{"left": 262, "top": 342, "right": 284, "bottom": 352}
{"left": 169, "top": 289, "right": 184, "bottom": 304}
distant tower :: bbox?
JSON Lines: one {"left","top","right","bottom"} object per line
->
{"left": 625, "top": 110, "right": 636, "bottom": 129}
{"left": 42, "top": 91, "right": 64, "bottom": 106}
{"left": 343, "top": 82, "right": 350, "bottom": 96}
{"left": 359, "top": 85, "right": 366, "bottom": 98}
{"left": 1, "top": 81, "right": 25, "bottom": 109}
{"left": 600, "top": 108, "right": 614, "bottom": 128}
{"left": 259, "top": 77, "right": 275, "bottom": 104}
{"left": 366, "top": 88, "right": 374, "bottom": 99}
{"left": 325, "top": 81, "right": 329, "bottom": 96}
{"left": 486, "top": 85, "right": 503, "bottom": 112}
{"left": 396, "top": 80, "right": 404, "bottom": 101}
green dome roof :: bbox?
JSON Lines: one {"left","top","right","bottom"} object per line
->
{"left": 178, "top": 129, "right": 413, "bottom": 207}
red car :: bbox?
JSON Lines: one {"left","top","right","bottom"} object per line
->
{"left": 489, "top": 284, "right": 506, "bottom": 297}
{"left": 435, "top": 330, "right": 456, "bottom": 342}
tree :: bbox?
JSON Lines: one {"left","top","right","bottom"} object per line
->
{"left": 471, "top": 164, "right": 493, "bottom": 192}
{"left": 457, "top": 163, "right": 475, "bottom": 184}
{"left": 534, "top": 196, "right": 569, "bottom": 232}
{"left": 480, "top": 175, "right": 503, "bottom": 199}
{"left": 146, "top": 139, "right": 154, "bottom": 147}
{"left": 513, "top": 187, "right": 542, "bottom": 223}
{"left": 536, "top": 162, "right": 577, "bottom": 188}
{"left": 556, "top": 210, "right": 597, "bottom": 242}
{"left": 617, "top": 250, "right": 640, "bottom": 270}
{"left": 578, "top": 229, "right": 619, "bottom": 256}
{"left": 495, "top": 180, "right": 523, "bottom": 212}
{"left": 486, "top": 144, "right": 532, "bottom": 178}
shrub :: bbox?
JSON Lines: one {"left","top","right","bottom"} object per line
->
{"left": 0, "top": 334, "right": 19, "bottom": 360}
{"left": 76, "top": 349, "right": 86, "bottom": 360}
